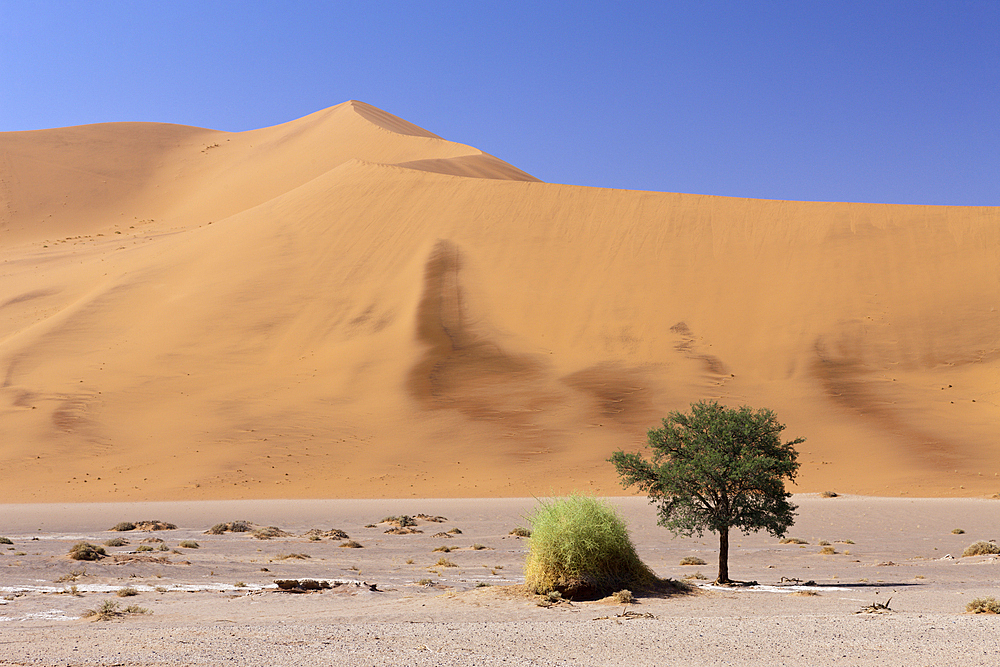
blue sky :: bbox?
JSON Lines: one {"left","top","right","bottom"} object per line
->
{"left": 2, "top": 2, "right": 997, "bottom": 205}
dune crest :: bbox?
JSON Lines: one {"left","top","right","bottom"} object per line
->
{"left": 1, "top": 101, "right": 998, "bottom": 502}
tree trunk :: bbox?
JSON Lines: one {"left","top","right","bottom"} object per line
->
{"left": 717, "top": 526, "right": 730, "bottom": 584}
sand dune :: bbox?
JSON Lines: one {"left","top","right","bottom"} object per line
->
{"left": 1, "top": 101, "right": 998, "bottom": 502}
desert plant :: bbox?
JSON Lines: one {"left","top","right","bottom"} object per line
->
{"left": 471, "top": 543, "right": 488, "bottom": 550}
{"left": 116, "top": 587, "right": 139, "bottom": 597}
{"left": 156, "top": 543, "right": 170, "bottom": 551}
{"left": 207, "top": 520, "right": 253, "bottom": 534}
{"left": 0, "top": 537, "right": 12, "bottom": 545}
{"left": 819, "top": 546, "right": 837, "bottom": 555}
{"left": 110, "top": 522, "right": 136, "bottom": 532}
{"left": 123, "top": 604, "right": 150, "bottom": 615}
{"left": 610, "top": 401, "right": 803, "bottom": 584}
{"left": 339, "top": 540, "right": 363, "bottom": 548}
{"left": 69, "top": 542, "right": 106, "bottom": 561}
{"left": 435, "top": 557, "right": 458, "bottom": 568}
{"left": 252, "top": 526, "right": 290, "bottom": 540}
{"left": 84, "top": 600, "right": 120, "bottom": 620}
{"left": 55, "top": 568, "right": 87, "bottom": 582}
{"left": 103, "top": 537, "right": 129, "bottom": 547}
{"left": 447, "top": 527, "right": 463, "bottom": 535}
{"left": 611, "top": 589, "right": 635, "bottom": 604}
{"left": 952, "top": 528, "right": 966, "bottom": 534}
{"left": 509, "top": 526, "right": 531, "bottom": 537}
{"left": 275, "top": 553, "right": 310, "bottom": 560}
{"left": 382, "top": 515, "right": 417, "bottom": 527}
{"left": 967, "top": 596, "right": 1000, "bottom": 614}
{"left": 417, "top": 578, "right": 434, "bottom": 586}
{"left": 433, "top": 545, "right": 452, "bottom": 553}
{"left": 818, "top": 540, "right": 830, "bottom": 546}
{"left": 234, "top": 582, "right": 247, "bottom": 588}
{"left": 679, "top": 556, "right": 706, "bottom": 565}
{"left": 135, "top": 545, "right": 153, "bottom": 552}
{"left": 683, "top": 571, "right": 708, "bottom": 580}
{"left": 820, "top": 491, "right": 838, "bottom": 498}
{"left": 524, "top": 495, "right": 657, "bottom": 599}
{"left": 962, "top": 541, "right": 1000, "bottom": 557}
{"left": 178, "top": 540, "right": 199, "bottom": 549}
{"left": 780, "top": 537, "right": 808, "bottom": 544}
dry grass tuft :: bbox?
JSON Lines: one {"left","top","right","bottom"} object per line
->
{"left": 447, "top": 527, "right": 463, "bottom": 535}
{"left": 103, "top": 537, "right": 129, "bottom": 547}
{"left": 274, "top": 553, "right": 310, "bottom": 560}
{"left": 679, "top": 556, "right": 706, "bottom": 566}
{"left": 110, "top": 522, "right": 136, "bottom": 532}
{"left": 967, "top": 596, "right": 1000, "bottom": 614}
{"left": 69, "top": 542, "right": 106, "bottom": 561}
{"left": 178, "top": 540, "right": 199, "bottom": 549}
{"left": 471, "top": 543, "right": 489, "bottom": 550}
{"left": 339, "top": 540, "right": 363, "bottom": 548}
{"left": 819, "top": 546, "right": 837, "bottom": 555}
{"left": 780, "top": 537, "right": 808, "bottom": 544}
{"left": 381, "top": 515, "right": 417, "bottom": 527}
{"left": 509, "top": 526, "right": 531, "bottom": 537}
{"left": 961, "top": 541, "right": 1000, "bottom": 557}
{"left": 252, "top": 526, "right": 291, "bottom": 540}
{"left": 435, "top": 557, "right": 458, "bottom": 568}
{"left": 683, "top": 571, "right": 708, "bottom": 581}
{"left": 206, "top": 520, "right": 253, "bottom": 534}
{"left": 0, "top": 537, "right": 12, "bottom": 545}
{"left": 820, "top": 491, "right": 839, "bottom": 498}
{"left": 432, "top": 545, "right": 452, "bottom": 553}
{"left": 135, "top": 545, "right": 153, "bottom": 552}
{"left": 116, "top": 587, "right": 139, "bottom": 597}
{"left": 610, "top": 589, "right": 635, "bottom": 604}
{"left": 55, "top": 568, "right": 88, "bottom": 583}
{"left": 952, "top": 528, "right": 966, "bottom": 534}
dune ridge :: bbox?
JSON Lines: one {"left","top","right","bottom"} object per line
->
{"left": 1, "top": 101, "right": 998, "bottom": 502}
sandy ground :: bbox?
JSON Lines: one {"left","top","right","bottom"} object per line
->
{"left": 1, "top": 495, "right": 998, "bottom": 665}
{"left": 2, "top": 101, "right": 999, "bottom": 503}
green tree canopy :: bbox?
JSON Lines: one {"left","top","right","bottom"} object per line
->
{"left": 609, "top": 400, "right": 803, "bottom": 584}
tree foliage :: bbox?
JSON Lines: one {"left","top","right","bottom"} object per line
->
{"left": 609, "top": 400, "right": 803, "bottom": 583}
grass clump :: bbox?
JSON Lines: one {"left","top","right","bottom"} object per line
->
{"left": 820, "top": 491, "right": 839, "bottom": 498}
{"left": 135, "top": 545, "right": 153, "bottom": 552}
{"left": 967, "top": 596, "right": 1000, "bottom": 614}
{"left": 0, "top": 537, "right": 12, "bottom": 545}
{"left": 275, "top": 553, "right": 310, "bottom": 560}
{"left": 104, "top": 537, "right": 129, "bottom": 547}
{"left": 435, "top": 557, "right": 458, "bottom": 568}
{"left": 252, "top": 526, "right": 290, "bottom": 540}
{"left": 524, "top": 495, "right": 657, "bottom": 600}
{"left": 509, "top": 526, "right": 531, "bottom": 537}
{"left": 819, "top": 546, "right": 837, "bottom": 555}
{"left": 952, "top": 528, "right": 966, "bottom": 534}
{"left": 207, "top": 520, "right": 253, "bottom": 534}
{"left": 69, "top": 542, "right": 106, "bottom": 561}
{"left": 780, "top": 537, "right": 808, "bottom": 544}
{"left": 433, "top": 545, "right": 453, "bottom": 553}
{"left": 116, "top": 587, "right": 139, "bottom": 597}
{"left": 381, "top": 515, "right": 417, "bottom": 527}
{"left": 447, "top": 527, "right": 463, "bottom": 535}
{"left": 110, "top": 521, "right": 136, "bottom": 532}
{"left": 679, "top": 556, "right": 706, "bottom": 566}
{"left": 84, "top": 600, "right": 150, "bottom": 620}
{"left": 339, "top": 540, "right": 363, "bottom": 548}
{"left": 178, "top": 540, "right": 199, "bottom": 549}
{"left": 962, "top": 540, "right": 1000, "bottom": 557}
{"left": 471, "top": 543, "right": 488, "bottom": 550}
{"left": 610, "top": 589, "right": 635, "bottom": 604}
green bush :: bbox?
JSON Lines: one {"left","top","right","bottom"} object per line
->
{"left": 524, "top": 495, "right": 656, "bottom": 599}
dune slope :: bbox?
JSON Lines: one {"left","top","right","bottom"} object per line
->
{"left": 1, "top": 101, "right": 998, "bottom": 502}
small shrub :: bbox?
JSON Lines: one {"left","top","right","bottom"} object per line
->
{"left": 123, "top": 604, "right": 150, "bottom": 615}
{"left": 509, "top": 526, "right": 531, "bottom": 537}
{"left": 471, "top": 543, "right": 488, "bottom": 550}
{"left": 819, "top": 546, "right": 837, "bottom": 555}
{"left": 952, "top": 528, "right": 966, "bottom": 535}
{"left": 0, "top": 537, "right": 12, "bottom": 545}
{"left": 837, "top": 539, "right": 855, "bottom": 544}
{"left": 476, "top": 581, "right": 491, "bottom": 588}
{"left": 405, "top": 558, "right": 415, "bottom": 564}
{"left": 339, "top": 540, "right": 363, "bottom": 548}
{"left": 417, "top": 578, "right": 434, "bottom": 586}
{"left": 820, "top": 491, "right": 838, "bottom": 498}
{"left": 84, "top": 600, "right": 120, "bottom": 621}
{"left": 110, "top": 522, "right": 136, "bottom": 532}
{"left": 432, "top": 545, "right": 452, "bottom": 553}
{"left": 447, "top": 527, "right": 463, "bottom": 535}
{"left": 524, "top": 495, "right": 657, "bottom": 599}
{"left": 435, "top": 557, "right": 457, "bottom": 568}
{"left": 962, "top": 541, "right": 1000, "bottom": 557}
{"left": 116, "top": 587, "right": 138, "bottom": 597}
{"left": 55, "top": 568, "right": 87, "bottom": 583}
{"left": 967, "top": 596, "right": 1000, "bottom": 614}
{"left": 234, "top": 582, "right": 247, "bottom": 588}
{"left": 69, "top": 542, "right": 106, "bottom": 561}
{"left": 104, "top": 538, "right": 129, "bottom": 547}
{"left": 178, "top": 540, "right": 199, "bottom": 549}
{"left": 611, "top": 589, "right": 635, "bottom": 604}
{"left": 679, "top": 556, "right": 706, "bottom": 566}
{"left": 275, "top": 553, "right": 310, "bottom": 560}
{"left": 780, "top": 538, "right": 808, "bottom": 544}
{"left": 381, "top": 515, "right": 417, "bottom": 527}
{"left": 818, "top": 540, "right": 830, "bottom": 546}
{"left": 156, "top": 543, "right": 170, "bottom": 551}
{"left": 134, "top": 520, "right": 176, "bottom": 531}
{"left": 683, "top": 571, "right": 708, "bottom": 581}
{"left": 252, "top": 526, "right": 290, "bottom": 540}
{"left": 135, "top": 545, "right": 153, "bottom": 552}
{"left": 207, "top": 520, "right": 253, "bottom": 534}
{"left": 309, "top": 535, "right": 321, "bottom": 541}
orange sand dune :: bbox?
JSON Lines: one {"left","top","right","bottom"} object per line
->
{"left": 1, "top": 101, "right": 998, "bottom": 502}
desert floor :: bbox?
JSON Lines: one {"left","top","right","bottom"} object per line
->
{"left": 1, "top": 495, "right": 998, "bottom": 665}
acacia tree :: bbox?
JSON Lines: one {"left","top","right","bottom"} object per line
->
{"left": 609, "top": 400, "right": 803, "bottom": 584}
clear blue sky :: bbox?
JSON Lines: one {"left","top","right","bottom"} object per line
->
{"left": 2, "top": 2, "right": 997, "bottom": 205}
